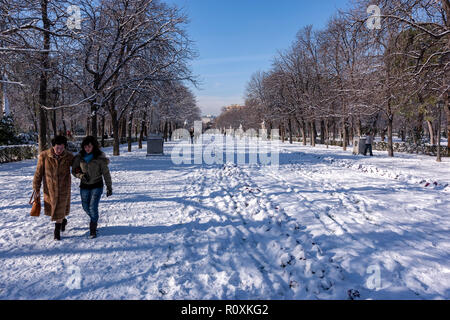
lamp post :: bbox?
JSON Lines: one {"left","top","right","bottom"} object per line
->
{"left": 437, "top": 100, "right": 443, "bottom": 163}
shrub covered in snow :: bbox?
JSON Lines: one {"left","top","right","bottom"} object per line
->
{"left": 0, "top": 116, "right": 38, "bottom": 146}
{"left": 0, "top": 116, "right": 20, "bottom": 145}
{"left": 16, "top": 132, "right": 38, "bottom": 145}
{"left": 0, "top": 145, "right": 37, "bottom": 163}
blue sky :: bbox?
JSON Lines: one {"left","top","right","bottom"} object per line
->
{"left": 165, "top": 0, "right": 351, "bottom": 116}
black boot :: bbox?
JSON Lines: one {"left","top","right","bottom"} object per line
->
{"left": 89, "top": 222, "right": 97, "bottom": 239}
{"left": 54, "top": 223, "right": 62, "bottom": 241}
{"left": 61, "top": 218, "right": 67, "bottom": 232}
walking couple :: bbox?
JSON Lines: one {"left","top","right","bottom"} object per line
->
{"left": 32, "top": 135, "right": 113, "bottom": 240}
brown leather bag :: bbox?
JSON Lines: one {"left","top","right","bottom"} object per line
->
{"left": 29, "top": 190, "right": 41, "bottom": 217}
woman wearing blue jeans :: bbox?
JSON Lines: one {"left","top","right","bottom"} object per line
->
{"left": 72, "top": 136, "right": 112, "bottom": 238}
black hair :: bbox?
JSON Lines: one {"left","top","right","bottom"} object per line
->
{"left": 80, "top": 136, "right": 102, "bottom": 158}
{"left": 51, "top": 135, "right": 68, "bottom": 148}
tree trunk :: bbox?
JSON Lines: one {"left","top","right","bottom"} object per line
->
{"left": 96, "top": 119, "right": 100, "bottom": 136}
{"left": 437, "top": 103, "right": 442, "bottom": 162}
{"left": 381, "top": 129, "right": 386, "bottom": 142}
{"left": 342, "top": 117, "right": 347, "bottom": 151}
{"left": 121, "top": 116, "right": 127, "bottom": 141}
{"left": 320, "top": 120, "right": 325, "bottom": 144}
{"left": 111, "top": 110, "right": 120, "bottom": 156}
{"left": 288, "top": 117, "right": 293, "bottom": 144}
{"left": 268, "top": 121, "right": 272, "bottom": 140}
{"left": 45, "top": 112, "right": 52, "bottom": 147}
{"left": 306, "top": 122, "right": 310, "bottom": 144}
{"left": 61, "top": 108, "right": 67, "bottom": 136}
{"left": 442, "top": 0, "right": 450, "bottom": 154}
{"left": 279, "top": 123, "right": 283, "bottom": 143}
{"left": 400, "top": 129, "right": 406, "bottom": 142}
{"left": 387, "top": 114, "right": 394, "bottom": 157}
{"left": 310, "top": 121, "right": 316, "bottom": 147}
{"left": 345, "top": 125, "right": 350, "bottom": 149}
{"left": 38, "top": 106, "right": 48, "bottom": 152}
{"left": 52, "top": 109, "right": 57, "bottom": 138}
{"left": 138, "top": 111, "right": 147, "bottom": 149}
{"left": 349, "top": 117, "right": 354, "bottom": 145}
{"left": 38, "top": 0, "right": 50, "bottom": 153}
{"left": 101, "top": 114, "right": 105, "bottom": 147}
{"left": 86, "top": 115, "right": 90, "bottom": 136}
{"left": 358, "top": 117, "right": 362, "bottom": 137}
{"left": 90, "top": 102, "right": 98, "bottom": 139}
{"left": 332, "top": 120, "right": 337, "bottom": 142}
{"left": 127, "top": 111, "right": 133, "bottom": 152}
{"left": 163, "top": 120, "right": 169, "bottom": 142}
{"left": 427, "top": 120, "right": 435, "bottom": 145}
{"left": 445, "top": 95, "right": 450, "bottom": 156}
{"left": 32, "top": 104, "right": 38, "bottom": 133}
{"left": 313, "top": 121, "right": 317, "bottom": 145}
{"left": 0, "top": 81, "right": 3, "bottom": 118}
{"left": 301, "top": 119, "right": 307, "bottom": 145}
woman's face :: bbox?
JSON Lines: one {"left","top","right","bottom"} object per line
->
{"left": 84, "top": 143, "right": 93, "bottom": 154}
{"left": 53, "top": 144, "right": 65, "bottom": 156}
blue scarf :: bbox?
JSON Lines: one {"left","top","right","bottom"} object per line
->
{"left": 83, "top": 153, "right": 94, "bottom": 164}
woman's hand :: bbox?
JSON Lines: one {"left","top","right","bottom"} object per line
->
{"left": 80, "top": 162, "right": 88, "bottom": 172}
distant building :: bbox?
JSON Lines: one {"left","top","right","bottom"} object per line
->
{"left": 224, "top": 104, "right": 245, "bottom": 112}
{"left": 202, "top": 115, "right": 216, "bottom": 125}
{"left": 201, "top": 115, "right": 216, "bottom": 130}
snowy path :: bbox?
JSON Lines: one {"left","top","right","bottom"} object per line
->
{"left": 0, "top": 139, "right": 449, "bottom": 299}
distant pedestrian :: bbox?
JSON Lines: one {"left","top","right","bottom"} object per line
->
{"left": 33, "top": 136, "right": 74, "bottom": 240}
{"left": 189, "top": 127, "right": 194, "bottom": 144}
{"left": 364, "top": 131, "right": 374, "bottom": 156}
{"left": 72, "top": 136, "right": 112, "bottom": 239}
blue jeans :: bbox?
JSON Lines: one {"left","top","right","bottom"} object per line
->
{"left": 80, "top": 188, "right": 103, "bottom": 223}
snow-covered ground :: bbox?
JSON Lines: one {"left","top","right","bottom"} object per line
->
{"left": 0, "top": 136, "right": 448, "bottom": 300}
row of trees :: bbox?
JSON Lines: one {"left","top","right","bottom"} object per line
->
{"left": 227, "top": 0, "right": 449, "bottom": 160}
{"left": 0, "top": 0, "right": 201, "bottom": 155}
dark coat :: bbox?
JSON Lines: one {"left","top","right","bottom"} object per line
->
{"left": 72, "top": 152, "right": 112, "bottom": 191}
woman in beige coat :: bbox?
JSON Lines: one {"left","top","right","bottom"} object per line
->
{"left": 33, "top": 136, "right": 74, "bottom": 240}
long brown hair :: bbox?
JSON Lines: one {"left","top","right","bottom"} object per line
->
{"left": 80, "top": 136, "right": 102, "bottom": 158}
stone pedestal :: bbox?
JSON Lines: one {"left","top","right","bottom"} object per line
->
{"left": 146, "top": 134, "right": 164, "bottom": 156}
{"left": 353, "top": 137, "right": 367, "bottom": 155}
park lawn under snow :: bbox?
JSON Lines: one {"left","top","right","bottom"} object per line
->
{"left": 0, "top": 136, "right": 449, "bottom": 300}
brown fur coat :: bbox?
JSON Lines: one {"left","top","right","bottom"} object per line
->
{"left": 33, "top": 148, "right": 74, "bottom": 221}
